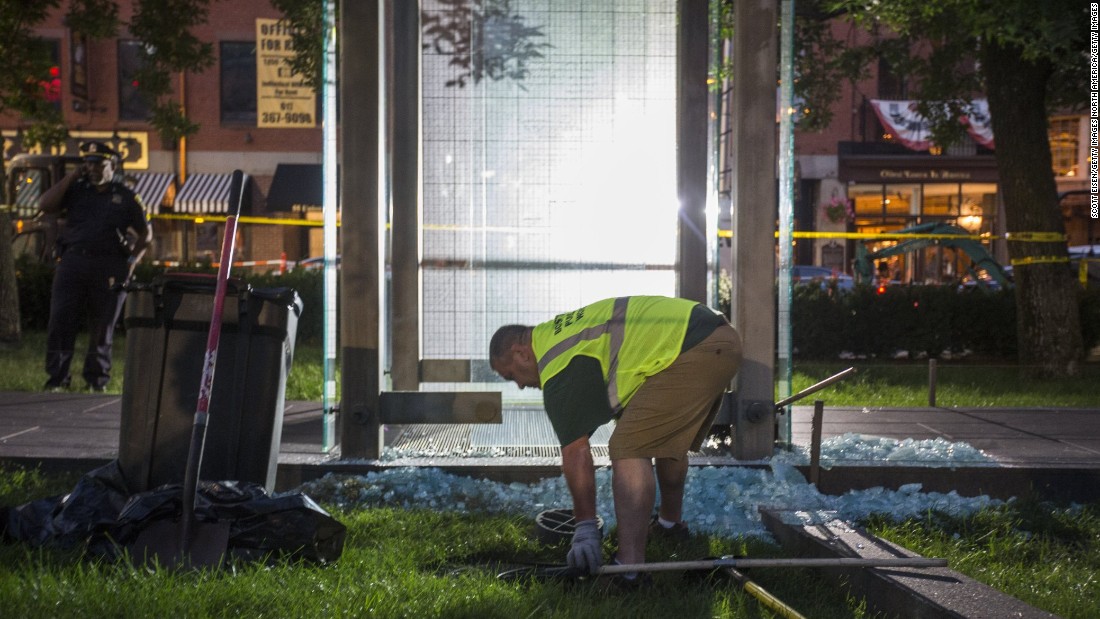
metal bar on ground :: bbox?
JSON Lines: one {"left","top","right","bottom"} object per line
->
{"left": 597, "top": 557, "right": 948, "bottom": 574}
{"left": 774, "top": 366, "right": 856, "bottom": 409}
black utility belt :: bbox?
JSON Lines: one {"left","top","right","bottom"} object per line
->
{"left": 64, "top": 248, "right": 128, "bottom": 258}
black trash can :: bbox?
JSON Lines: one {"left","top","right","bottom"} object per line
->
{"left": 119, "top": 273, "right": 302, "bottom": 493}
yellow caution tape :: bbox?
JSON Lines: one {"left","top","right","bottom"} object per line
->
{"left": 1005, "top": 231, "right": 1066, "bottom": 242}
{"left": 780, "top": 230, "right": 987, "bottom": 241}
{"left": 722, "top": 229, "right": 1061, "bottom": 243}
{"left": 152, "top": 213, "right": 334, "bottom": 227}
{"left": 1009, "top": 256, "right": 1071, "bottom": 266}
{"left": 150, "top": 214, "right": 1067, "bottom": 248}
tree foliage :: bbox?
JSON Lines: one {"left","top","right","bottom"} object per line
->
{"left": 0, "top": 1, "right": 68, "bottom": 147}
{"left": 0, "top": 0, "right": 218, "bottom": 149}
{"left": 828, "top": 0, "right": 1088, "bottom": 145}
{"left": 269, "top": 0, "right": 326, "bottom": 92}
{"left": 807, "top": 0, "right": 1089, "bottom": 374}
{"left": 127, "top": 0, "right": 217, "bottom": 145}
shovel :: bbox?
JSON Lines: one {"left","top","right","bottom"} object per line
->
{"left": 132, "top": 170, "right": 246, "bottom": 570}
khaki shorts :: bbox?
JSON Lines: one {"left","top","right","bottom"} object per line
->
{"left": 608, "top": 323, "right": 742, "bottom": 460}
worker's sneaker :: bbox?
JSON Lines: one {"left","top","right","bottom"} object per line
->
{"left": 598, "top": 571, "right": 653, "bottom": 594}
{"left": 597, "top": 557, "right": 653, "bottom": 593}
{"left": 649, "top": 514, "right": 691, "bottom": 542}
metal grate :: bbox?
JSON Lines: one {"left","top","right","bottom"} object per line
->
{"left": 390, "top": 406, "right": 614, "bottom": 459}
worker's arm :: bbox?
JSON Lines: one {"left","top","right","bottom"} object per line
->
{"left": 561, "top": 434, "right": 597, "bottom": 521}
{"left": 37, "top": 169, "right": 80, "bottom": 216}
{"left": 562, "top": 433, "right": 603, "bottom": 573}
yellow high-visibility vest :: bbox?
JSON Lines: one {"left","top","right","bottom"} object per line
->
{"left": 533, "top": 296, "right": 696, "bottom": 413}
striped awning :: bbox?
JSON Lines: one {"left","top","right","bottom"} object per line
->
{"left": 128, "top": 172, "right": 176, "bottom": 214}
{"left": 174, "top": 173, "right": 250, "bottom": 214}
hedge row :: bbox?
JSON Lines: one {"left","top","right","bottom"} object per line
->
{"left": 15, "top": 258, "right": 326, "bottom": 344}
{"left": 15, "top": 258, "right": 1100, "bottom": 357}
{"left": 791, "top": 283, "right": 1100, "bottom": 359}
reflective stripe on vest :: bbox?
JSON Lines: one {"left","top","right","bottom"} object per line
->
{"left": 537, "top": 297, "right": 629, "bottom": 411}
{"left": 534, "top": 296, "right": 694, "bottom": 414}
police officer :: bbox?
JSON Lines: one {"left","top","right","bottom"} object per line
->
{"left": 37, "top": 141, "right": 151, "bottom": 392}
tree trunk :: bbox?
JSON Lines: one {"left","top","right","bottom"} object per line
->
{"left": 0, "top": 207, "right": 22, "bottom": 348}
{"left": 982, "top": 41, "right": 1082, "bottom": 376}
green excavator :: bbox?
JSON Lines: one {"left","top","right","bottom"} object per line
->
{"left": 853, "top": 222, "right": 1011, "bottom": 289}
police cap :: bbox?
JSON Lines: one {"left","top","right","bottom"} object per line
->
{"left": 80, "top": 141, "right": 120, "bottom": 160}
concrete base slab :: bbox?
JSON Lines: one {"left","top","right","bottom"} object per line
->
{"left": 760, "top": 509, "right": 1057, "bottom": 619}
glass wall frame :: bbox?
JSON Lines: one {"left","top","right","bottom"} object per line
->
{"left": 418, "top": 0, "right": 681, "bottom": 400}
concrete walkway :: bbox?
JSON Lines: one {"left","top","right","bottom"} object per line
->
{"left": 1, "top": 391, "right": 1097, "bottom": 500}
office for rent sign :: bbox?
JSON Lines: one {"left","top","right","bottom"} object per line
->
{"left": 256, "top": 18, "right": 316, "bottom": 128}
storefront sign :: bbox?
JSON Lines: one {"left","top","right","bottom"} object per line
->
{"left": 839, "top": 156, "right": 999, "bottom": 184}
{"left": 2, "top": 130, "right": 149, "bottom": 170}
{"left": 878, "top": 169, "right": 974, "bottom": 181}
{"left": 256, "top": 18, "right": 317, "bottom": 129}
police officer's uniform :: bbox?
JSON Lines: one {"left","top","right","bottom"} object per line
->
{"left": 45, "top": 142, "right": 149, "bottom": 391}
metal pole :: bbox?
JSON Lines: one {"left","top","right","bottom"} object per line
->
{"left": 598, "top": 557, "right": 949, "bottom": 574}
{"left": 321, "top": 0, "right": 338, "bottom": 453}
{"left": 928, "top": 358, "right": 938, "bottom": 407}
{"left": 810, "top": 399, "right": 824, "bottom": 486}
{"left": 776, "top": 0, "right": 797, "bottom": 446}
{"left": 774, "top": 366, "right": 856, "bottom": 409}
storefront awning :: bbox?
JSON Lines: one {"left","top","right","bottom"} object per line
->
{"left": 128, "top": 172, "right": 175, "bottom": 214}
{"left": 267, "top": 163, "right": 322, "bottom": 211}
{"left": 174, "top": 173, "right": 251, "bottom": 214}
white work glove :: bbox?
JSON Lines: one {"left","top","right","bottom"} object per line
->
{"left": 566, "top": 518, "right": 603, "bottom": 574}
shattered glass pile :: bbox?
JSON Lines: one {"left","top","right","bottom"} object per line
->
{"left": 302, "top": 434, "right": 1003, "bottom": 541}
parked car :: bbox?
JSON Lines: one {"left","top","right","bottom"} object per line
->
{"left": 1069, "top": 244, "right": 1100, "bottom": 286}
{"left": 9, "top": 214, "right": 59, "bottom": 264}
{"left": 788, "top": 264, "right": 855, "bottom": 291}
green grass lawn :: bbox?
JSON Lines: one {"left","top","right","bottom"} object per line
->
{"left": 1, "top": 465, "right": 1097, "bottom": 618}
{"left": 789, "top": 361, "right": 1100, "bottom": 408}
{"left": 0, "top": 466, "right": 866, "bottom": 618}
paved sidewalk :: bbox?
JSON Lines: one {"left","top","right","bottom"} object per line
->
{"left": 1, "top": 391, "right": 1097, "bottom": 499}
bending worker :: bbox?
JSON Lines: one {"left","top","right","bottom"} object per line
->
{"left": 37, "top": 141, "right": 151, "bottom": 392}
{"left": 490, "top": 295, "right": 741, "bottom": 578}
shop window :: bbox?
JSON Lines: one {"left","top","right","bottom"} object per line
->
{"left": 118, "top": 40, "right": 152, "bottom": 121}
{"left": 1049, "top": 116, "right": 1079, "bottom": 178}
{"left": 958, "top": 183, "right": 996, "bottom": 234}
{"left": 850, "top": 183, "right": 885, "bottom": 218}
{"left": 885, "top": 185, "right": 918, "bottom": 217}
{"left": 25, "top": 39, "right": 61, "bottom": 109}
{"left": 221, "top": 41, "right": 257, "bottom": 124}
{"left": 922, "top": 184, "right": 959, "bottom": 217}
